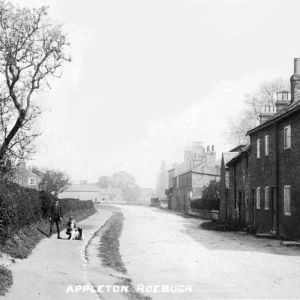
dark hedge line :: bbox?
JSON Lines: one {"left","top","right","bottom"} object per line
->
{"left": 191, "top": 198, "right": 220, "bottom": 211}
{"left": 0, "top": 180, "right": 94, "bottom": 243}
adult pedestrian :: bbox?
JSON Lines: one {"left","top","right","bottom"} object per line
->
{"left": 49, "top": 197, "right": 63, "bottom": 239}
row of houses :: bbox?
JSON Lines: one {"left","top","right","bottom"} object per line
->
{"left": 220, "top": 58, "right": 300, "bottom": 240}
{"left": 13, "top": 161, "right": 154, "bottom": 205}
{"left": 58, "top": 183, "right": 125, "bottom": 203}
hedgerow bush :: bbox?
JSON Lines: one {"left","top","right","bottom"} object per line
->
{"left": 0, "top": 180, "right": 95, "bottom": 244}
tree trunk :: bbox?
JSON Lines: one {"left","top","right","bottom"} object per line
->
{"left": 0, "top": 110, "right": 26, "bottom": 161}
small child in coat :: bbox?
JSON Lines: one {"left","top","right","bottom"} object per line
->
{"left": 66, "top": 216, "right": 83, "bottom": 240}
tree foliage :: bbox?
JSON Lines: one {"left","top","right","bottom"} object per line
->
{"left": 98, "top": 171, "right": 141, "bottom": 202}
{"left": 192, "top": 180, "right": 221, "bottom": 211}
{"left": 227, "top": 78, "right": 289, "bottom": 145}
{"left": 97, "top": 175, "right": 110, "bottom": 188}
{"left": 0, "top": 1, "right": 70, "bottom": 171}
{"left": 33, "top": 168, "right": 70, "bottom": 196}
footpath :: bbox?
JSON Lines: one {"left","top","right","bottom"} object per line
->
{"left": 2, "top": 207, "right": 113, "bottom": 300}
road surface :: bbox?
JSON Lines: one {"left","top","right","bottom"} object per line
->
{"left": 2, "top": 205, "right": 300, "bottom": 300}
{"left": 119, "top": 205, "right": 300, "bottom": 299}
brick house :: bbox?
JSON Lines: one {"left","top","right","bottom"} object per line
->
{"left": 226, "top": 146, "right": 251, "bottom": 229}
{"left": 219, "top": 151, "right": 240, "bottom": 223}
{"left": 166, "top": 142, "right": 220, "bottom": 213}
{"left": 175, "top": 162, "right": 220, "bottom": 214}
{"left": 246, "top": 58, "right": 300, "bottom": 239}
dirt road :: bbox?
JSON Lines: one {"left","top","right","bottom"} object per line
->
{"left": 3, "top": 205, "right": 300, "bottom": 300}
{"left": 119, "top": 206, "right": 300, "bottom": 299}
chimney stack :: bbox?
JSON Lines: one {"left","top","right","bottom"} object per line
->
{"left": 207, "top": 145, "right": 210, "bottom": 152}
{"left": 275, "top": 91, "right": 290, "bottom": 112}
{"left": 290, "top": 58, "right": 300, "bottom": 103}
{"left": 212, "top": 145, "right": 215, "bottom": 152}
{"left": 259, "top": 105, "right": 276, "bottom": 123}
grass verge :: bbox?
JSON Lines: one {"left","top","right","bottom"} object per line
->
{"left": 0, "top": 208, "right": 96, "bottom": 259}
{"left": 99, "top": 211, "right": 151, "bottom": 300}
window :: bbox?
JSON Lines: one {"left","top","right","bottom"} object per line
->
{"left": 265, "top": 135, "right": 269, "bottom": 156}
{"left": 257, "top": 139, "right": 261, "bottom": 158}
{"left": 284, "top": 125, "right": 291, "bottom": 149}
{"left": 265, "top": 186, "right": 269, "bottom": 210}
{"left": 284, "top": 185, "right": 291, "bottom": 216}
{"left": 256, "top": 187, "right": 261, "bottom": 209}
{"left": 28, "top": 177, "right": 36, "bottom": 185}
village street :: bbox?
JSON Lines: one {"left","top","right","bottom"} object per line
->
{"left": 3, "top": 205, "right": 300, "bottom": 300}
{"left": 120, "top": 206, "right": 300, "bottom": 299}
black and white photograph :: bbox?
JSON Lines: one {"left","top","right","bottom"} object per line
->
{"left": 1, "top": 0, "right": 300, "bottom": 299}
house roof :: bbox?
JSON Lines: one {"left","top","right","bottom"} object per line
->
{"left": 226, "top": 145, "right": 250, "bottom": 167}
{"left": 177, "top": 160, "right": 220, "bottom": 177}
{"left": 16, "top": 167, "right": 40, "bottom": 179}
{"left": 63, "top": 184, "right": 122, "bottom": 194}
{"left": 229, "top": 145, "right": 247, "bottom": 152}
{"left": 222, "top": 152, "right": 240, "bottom": 167}
{"left": 247, "top": 100, "right": 300, "bottom": 135}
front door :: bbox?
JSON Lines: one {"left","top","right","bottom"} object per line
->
{"left": 271, "top": 187, "right": 277, "bottom": 234}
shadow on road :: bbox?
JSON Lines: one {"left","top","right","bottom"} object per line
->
{"left": 182, "top": 220, "right": 300, "bottom": 257}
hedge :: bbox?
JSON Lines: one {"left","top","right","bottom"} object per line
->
{"left": 191, "top": 198, "right": 220, "bottom": 211}
{"left": 0, "top": 180, "right": 94, "bottom": 243}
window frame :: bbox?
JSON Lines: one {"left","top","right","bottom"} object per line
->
{"left": 284, "top": 125, "right": 291, "bottom": 149}
{"left": 284, "top": 185, "right": 291, "bottom": 216}
{"left": 265, "top": 186, "right": 269, "bottom": 210}
{"left": 265, "top": 135, "right": 270, "bottom": 156}
{"left": 257, "top": 139, "right": 261, "bottom": 158}
{"left": 256, "top": 187, "right": 261, "bottom": 209}
{"left": 28, "top": 177, "right": 36, "bottom": 186}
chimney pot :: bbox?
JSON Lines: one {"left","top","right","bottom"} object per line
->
{"left": 291, "top": 58, "right": 300, "bottom": 103}
{"left": 212, "top": 145, "right": 215, "bottom": 152}
{"left": 294, "top": 58, "right": 300, "bottom": 75}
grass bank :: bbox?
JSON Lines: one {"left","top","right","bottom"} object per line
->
{"left": 99, "top": 210, "right": 151, "bottom": 300}
{"left": 1, "top": 207, "right": 96, "bottom": 259}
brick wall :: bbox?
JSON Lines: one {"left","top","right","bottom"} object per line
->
{"left": 249, "top": 110, "right": 300, "bottom": 239}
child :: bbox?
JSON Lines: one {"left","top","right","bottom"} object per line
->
{"left": 66, "top": 216, "right": 83, "bottom": 240}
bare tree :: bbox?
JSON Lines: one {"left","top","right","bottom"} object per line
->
{"left": 227, "top": 78, "right": 289, "bottom": 145}
{"left": 33, "top": 167, "right": 71, "bottom": 196}
{"left": 0, "top": 1, "right": 70, "bottom": 170}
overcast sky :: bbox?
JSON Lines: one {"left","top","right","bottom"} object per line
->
{"left": 12, "top": 0, "right": 300, "bottom": 187}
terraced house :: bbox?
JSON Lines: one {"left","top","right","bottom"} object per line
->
{"left": 166, "top": 142, "right": 220, "bottom": 213}
{"left": 247, "top": 58, "right": 300, "bottom": 240}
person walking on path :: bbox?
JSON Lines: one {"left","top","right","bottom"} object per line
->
{"left": 49, "top": 197, "right": 63, "bottom": 239}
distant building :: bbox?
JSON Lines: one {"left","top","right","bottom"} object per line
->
{"left": 156, "top": 161, "right": 168, "bottom": 200}
{"left": 184, "top": 141, "right": 217, "bottom": 170}
{"left": 166, "top": 142, "right": 220, "bottom": 213}
{"left": 59, "top": 183, "right": 125, "bottom": 203}
{"left": 137, "top": 188, "right": 155, "bottom": 205}
{"left": 13, "top": 160, "right": 40, "bottom": 190}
